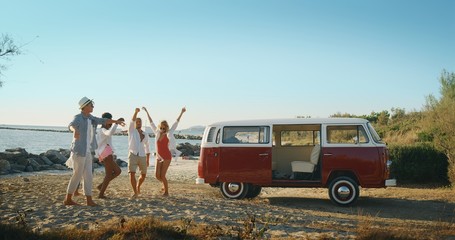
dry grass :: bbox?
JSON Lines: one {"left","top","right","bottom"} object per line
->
{"left": 2, "top": 211, "right": 453, "bottom": 240}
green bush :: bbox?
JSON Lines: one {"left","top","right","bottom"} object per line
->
{"left": 389, "top": 144, "right": 449, "bottom": 185}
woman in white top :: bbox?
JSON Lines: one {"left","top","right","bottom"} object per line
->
{"left": 143, "top": 106, "right": 186, "bottom": 196}
{"left": 95, "top": 112, "right": 125, "bottom": 199}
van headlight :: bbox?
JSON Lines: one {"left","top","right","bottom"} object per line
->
{"left": 387, "top": 160, "right": 392, "bottom": 169}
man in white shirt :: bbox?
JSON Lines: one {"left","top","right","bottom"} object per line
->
{"left": 128, "top": 108, "right": 151, "bottom": 198}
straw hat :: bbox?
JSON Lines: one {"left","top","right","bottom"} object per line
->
{"left": 78, "top": 96, "right": 93, "bottom": 109}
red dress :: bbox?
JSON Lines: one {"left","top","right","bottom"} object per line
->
{"left": 157, "top": 134, "right": 172, "bottom": 160}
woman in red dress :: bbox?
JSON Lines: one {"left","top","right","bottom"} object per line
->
{"left": 143, "top": 106, "right": 186, "bottom": 196}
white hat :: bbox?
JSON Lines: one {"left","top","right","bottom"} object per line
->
{"left": 78, "top": 97, "right": 93, "bottom": 109}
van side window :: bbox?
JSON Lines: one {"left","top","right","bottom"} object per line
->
{"left": 326, "top": 125, "right": 369, "bottom": 144}
{"left": 222, "top": 126, "right": 270, "bottom": 144}
{"left": 206, "top": 127, "right": 217, "bottom": 143}
{"left": 280, "top": 130, "right": 320, "bottom": 146}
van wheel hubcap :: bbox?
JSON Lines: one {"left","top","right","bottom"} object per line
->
{"left": 337, "top": 186, "right": 351, "bottom": 198}
{"left": 228, "top": 183, "right": 239, "bottom": 192}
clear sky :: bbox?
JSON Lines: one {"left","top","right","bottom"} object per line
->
{"left": 1, "top": 0, "right": 454, "bottom": 129}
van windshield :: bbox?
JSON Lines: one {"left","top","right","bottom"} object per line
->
{"left": 367, "top": 123, "right": 384, "bottom": 144}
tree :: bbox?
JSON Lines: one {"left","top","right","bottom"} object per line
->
{"left": 0, "top": 34, "right": 21, "bottom": 87}
{"left": 424, "top": 70, "right": 455, "bottom": 185}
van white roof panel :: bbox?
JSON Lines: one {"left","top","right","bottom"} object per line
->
{"left": 208, "top": 118, "right": 369, "bottom": 127}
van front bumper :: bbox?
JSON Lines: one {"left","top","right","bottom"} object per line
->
{"left": 195, "top": 178, "right": 205, "bottom": 184}
{"left": 385, "top": 179, "right": 397, "bottom": 187}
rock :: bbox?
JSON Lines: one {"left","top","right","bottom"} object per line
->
{"left": 5, "top": 148, "right": 28, "bottom": 155}
{"left": 177, "top": 142, "right": 201, "bottom": 157}
{"left": 115, "top": 159, "right": 127, "bottom": 167}
{"left": 28, "top": 158, "right": 41, "bottom": 171}
{"left": 0, "top": 151, "right": 28, "bottom": 164}
{"left": 40, "top": 156, "right": 54, "bottom": 165}
{"left": 59, "top": 149, "right": 71, "bottom": 158}
{"left": 15, "top": 157, "right": 30, "bottom": 166}
{"left": 33, "top": 156, "right": 46, "bottom": 165}
{"left": 45, "top": 150, "right": 67, "bottom": 164}
{"left": 38, "top": 165, "right": 53, "bottom": 170}
{"left": 0, "top": 159, "right": 11, "bottom": 174}
{"left": 52, "top": 164, "right": 68, "bottom": 170}
{"left": 10, "top": 163, "right": 26, "bottom": 172}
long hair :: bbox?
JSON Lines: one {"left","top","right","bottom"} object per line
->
{"left": 158, "top": 120, "right": 169, "bottom": 133}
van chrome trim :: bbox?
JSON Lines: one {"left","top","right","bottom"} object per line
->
{"left": 385, "top": 179, "right": 396, "bottom": 187}
{"left": 195, "top": 178, "right": 205, "bottom": 184}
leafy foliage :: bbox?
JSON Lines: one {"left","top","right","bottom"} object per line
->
{"left": 330, "top": 70, "right": 455, "bottom": 185}
{"left": 422, "top": 70, "right": 455, "bottom": 185}
{"left": 389, "top": 144, "right": 448, "bottom": 184}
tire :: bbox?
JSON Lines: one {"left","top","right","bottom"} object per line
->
{"left": 245, "top": 185, "right": 262, "bottom": 199}
{"left": 328, "top": 176, "right": 359, "bottom": 206}
{"left": 220, "top": 182, "right": 250, "bottom": 199}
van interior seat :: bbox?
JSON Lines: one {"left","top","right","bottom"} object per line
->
{"left": 291, "top": 144, "right": 320, "bottom": 173}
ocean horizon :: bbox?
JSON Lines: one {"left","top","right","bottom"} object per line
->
{"left": 0, "top": 124, "right": 203, "bottom": 161}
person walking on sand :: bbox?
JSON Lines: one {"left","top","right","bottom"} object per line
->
{"left": 143, "top": 106, "right": 186, "bottom": 196}
{"left": 127, "top": 108, "right": 151, "bottom": 198}
{"left": 63, "top": 97, "right": 124, "bottom": 206}
{"left": 96, "top": 112, "right": 125, "bottom": 199}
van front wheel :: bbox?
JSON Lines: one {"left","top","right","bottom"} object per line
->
{"left": 246, "top": 185, "right": 262, "bottom": 198}
{"left": 220, "top": 182, "right": 250, "bottom": 199}
{"left": 328, "top": 177, "right": 359, "bottom": 206}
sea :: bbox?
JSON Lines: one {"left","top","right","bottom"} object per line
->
{"left": 0, "top": 124, "right": 204, "bottom": 162}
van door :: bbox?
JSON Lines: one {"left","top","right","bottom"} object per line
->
{"left": 322, "top": 124, "right": 383, "bottom": 186}
{"left": 218, "top": 126, "right": 272, "bottom": 184}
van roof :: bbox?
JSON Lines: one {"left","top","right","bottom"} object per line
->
{"left": 208, "top": 118, "right": 369, "bottom": 127}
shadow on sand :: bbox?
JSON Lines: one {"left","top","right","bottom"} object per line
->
{"left": 266, "top": 196, "right": 455, "bottom": 222}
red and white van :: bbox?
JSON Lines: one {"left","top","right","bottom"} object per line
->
{"left": 196, "top": 118, "right": 396, "bottom": 206}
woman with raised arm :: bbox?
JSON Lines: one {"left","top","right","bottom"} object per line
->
{"left": 143, "top": 107, "right": 186, "bottom": 196}
{"left": 96, "top": 112, "right": 125, "bottom": 199}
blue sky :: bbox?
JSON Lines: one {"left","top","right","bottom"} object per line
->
{"left": 1, "top": 0, "right": 454, "bottom": 129}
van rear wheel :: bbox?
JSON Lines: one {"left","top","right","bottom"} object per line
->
{"left": 220, "top": 182, "right": 250, "bottom": 199}
{"left": 328, "top": 177, "right": 359, "bottom": 206}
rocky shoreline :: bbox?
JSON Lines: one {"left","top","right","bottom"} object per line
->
{"left": 0, "top": 143, "right": 200, "bottom": 175}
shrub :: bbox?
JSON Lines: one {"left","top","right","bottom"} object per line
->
{"left": 389, "top": 144, "right": 449, "bottom": 185}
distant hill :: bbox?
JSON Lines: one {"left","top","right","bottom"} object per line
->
{"left": 176, "top": 125, "right": 205, "bottom": 137}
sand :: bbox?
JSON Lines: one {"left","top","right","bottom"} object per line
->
{"left": 1, "top": 160, "right": 454, "bottom": 239}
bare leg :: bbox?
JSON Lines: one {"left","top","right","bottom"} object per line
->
{"left": 155, "top": 159, "right": 164, "bottom": 192}
{"left": 129, "top": 172, "right": 138, "bottom": 197}
{"left": 63, "top": 193, "right": 79, "bottom": 205}
{"left": 155, "top": 158, "right": 163, "bottom": 182}
{"left": 159, "top": 159, "right": 172, "bottom": 196}
{"left": 86, "top": 195, "right": 97, "bottom": 206}
{"left": 137, "top": 174, "right": 146, "bottom": 195}
{"left": 98, "top": 155, "right": 121, "bottom": 198}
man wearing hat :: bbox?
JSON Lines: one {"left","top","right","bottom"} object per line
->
{"left": 63, "top": 97, "right": 125, "bottom": 206}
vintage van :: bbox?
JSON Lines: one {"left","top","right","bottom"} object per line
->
{"left": 196, "top": 118, "right": 396, "bottom": 206}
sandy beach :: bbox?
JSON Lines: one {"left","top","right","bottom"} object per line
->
{"left": 1, "top": 159, "right": 454, "bottom": 239}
